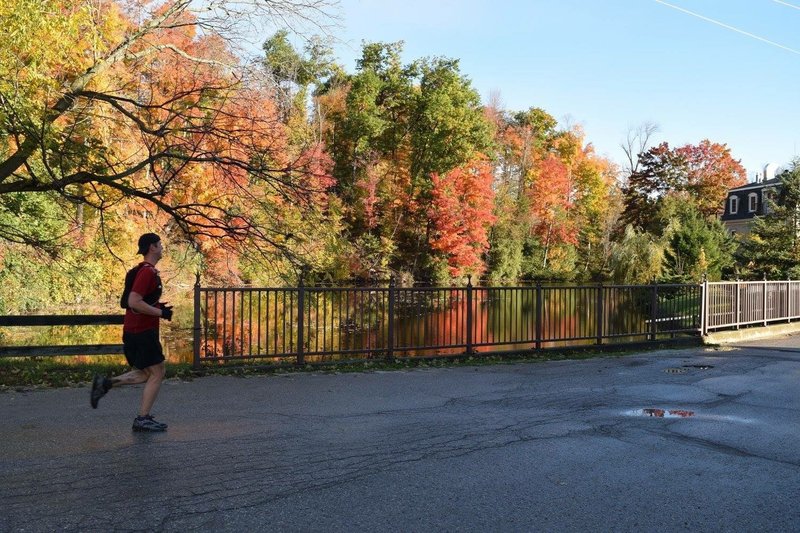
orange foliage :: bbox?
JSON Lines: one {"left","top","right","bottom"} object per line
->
{"left": 428, "top": 157, "right": 496, "bottom": 276}
{"left": 528, "top": 154, "right": 577, "bottom": 246}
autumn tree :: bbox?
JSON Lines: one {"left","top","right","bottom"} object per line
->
{"left": 321, "top": 42, "right": 492, "bottom": 280}
{"left": 0, "top": 0, "right": 337, "bottom": 261}
{"left": 488, "top": 104, "right": 619, "bottom": 281}
{"left": 622, "top": 140, "right": 746, "bottom": 232}
{"left": 428, "top": 157, "right": 495, "bottom": 278}
{"left": 572, "top": 147, "right": 621, "bottom": 278}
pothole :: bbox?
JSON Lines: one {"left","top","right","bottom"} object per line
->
{"left": 683, "top": 364, "right": 714, "bottom": 370}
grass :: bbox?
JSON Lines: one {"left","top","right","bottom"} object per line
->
{"left": 0, "top": 338, "right": 702, "bottom": 390}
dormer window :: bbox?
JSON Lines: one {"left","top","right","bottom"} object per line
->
{"left": 729, "top": 195, "right": 739, "bottom": 215}
{"left": 748, "top": 193, "right": 758, "bottom": 213}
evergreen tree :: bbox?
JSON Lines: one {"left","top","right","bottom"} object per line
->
{"left": 658, "top": 197, "right": 737, "bottom": 282}
{"left": 738, "top": 161, "right": 800, "bottom": 279}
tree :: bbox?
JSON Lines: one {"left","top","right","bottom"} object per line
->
{"left": 428, "top": 157, "right": 495, "bottom": 279}
{"left": 620, "top": 121, "right": 658, "bottom": 177}
{"left": 657, "top": 198, "right": 736, "bottom": 282}
{"left": 321, "top": 42, "right": 493, "bottom": 280}
{"left": 608, "top": 225, "right": 665, "bottom": 284}
{"left": 0, "top": 0, "right": 337, "bottom": 258}
{"left": 738, "top": 160, "right": 800, "bottom": 279}
{"left": 572, "top": 147, "right": 621, "bottom": 278}
{"left": 622, "top": 140, "right": 746, "bottom": 232}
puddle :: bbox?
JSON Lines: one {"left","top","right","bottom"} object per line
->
{"left": 622, "top": 409, "right": 753, "bottom": 424}
{"left": 683, "top": 364, "right": 714, "bottom": 370}
{"left": 640, "top": 408, "right": 695, "bottom": 418}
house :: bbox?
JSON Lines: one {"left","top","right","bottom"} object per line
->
{"left": 721, "top": 164, "right": 781, "bottom": 235}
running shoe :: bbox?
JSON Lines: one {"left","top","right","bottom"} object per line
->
{"left": 132, "top": 415, "right": 167, "bottom": 432}
{"left": 90, "top": 374, "right": 111, "bottom": 409}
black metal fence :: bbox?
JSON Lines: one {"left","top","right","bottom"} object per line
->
{"left": 18, "top": 281, "right": 782, "bottom": 364}
{"left": 193, "top": 281, "right": 702, "bottom": 367}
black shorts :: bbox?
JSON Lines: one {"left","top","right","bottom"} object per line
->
{"left": 122, "top": 329, "right": 165, "bottom": 370}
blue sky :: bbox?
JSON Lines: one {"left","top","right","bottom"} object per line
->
{"left": 328, "top": 0, "right": 800, "bottom": 178}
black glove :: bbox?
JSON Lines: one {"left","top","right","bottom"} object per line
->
{"left": 159, "top": 303, "right": 173, "bottom": 321}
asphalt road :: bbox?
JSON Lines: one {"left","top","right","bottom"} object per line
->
{"left": 1, "top": 337, "right": 799, "bottom": 532}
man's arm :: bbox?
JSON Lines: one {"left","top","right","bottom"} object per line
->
{"left": 128, "top": 291, "right": 166, "bottom": 317}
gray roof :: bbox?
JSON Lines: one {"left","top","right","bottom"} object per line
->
{"left": 728, "top": 177, "right": 781, "bottom": 193}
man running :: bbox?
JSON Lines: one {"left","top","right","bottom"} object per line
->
{"left": 90, "top": 233, "right": 173, "bottom": 432}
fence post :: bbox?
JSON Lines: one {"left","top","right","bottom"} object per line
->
{"left": 192, "top": 272, "right": 202, "bottom": 370}
{"left": 387, "top": 276, "right": 395, "bottom": 362}
{"left": 789, "top": 278, "right": 793, "bottom": 323}
{"left": 735, "top": 279, "right": 741, "bottom": 330}
{"left": 650, "top": 283, "right": 658, "bottom": 341}
{"left": 763, "top": 275, "right": 768, "bottom": 327}
{"left": 596, "top": 282, "right": 603, "bottom": 345}
{"left": 535, "top": 281, "right": 543, "bottom": 350}
{"left": 780, "top": 277, "right": 792, "bottom": 324}
{"left": 699, "top": 274, "right": 707, "bottom": 337}
{"left": 466, "top": 275, "right": 473, "bottom": 355}
{"left": 297, "top": 272, "right": 305, "bottom": 366}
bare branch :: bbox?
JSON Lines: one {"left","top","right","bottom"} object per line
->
{"left": 621, "top": 121, "right": 659, "bottom": 178}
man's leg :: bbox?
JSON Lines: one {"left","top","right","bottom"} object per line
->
{"left": 138, "top": 361, "right": 165, "bottom": 417}
{"left": 111, "top": 369, "right": 148, "bottom": 386}
{"left": 91, "top": 368, "right": 148, "bottom": 408}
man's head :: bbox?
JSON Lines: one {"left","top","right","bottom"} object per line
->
{"left": 137, "top": 233, "right": 161, "bottom": 256}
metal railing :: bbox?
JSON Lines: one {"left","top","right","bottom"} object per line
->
{"left": 192, "top": 280, "right": 702, "bottom": 367}
{"left": 703, "top": 280, "right": 800, "bottom": 332}
{"left": 8, "top": 280, "right": 798, "bottom": 363}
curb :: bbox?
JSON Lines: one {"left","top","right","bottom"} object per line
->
{"left": 704, "top": 322, "right": 800, "bottom": 344}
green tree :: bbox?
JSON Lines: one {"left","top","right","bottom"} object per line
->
{"left": 657, "top": 198, "right": 736, "bottom": 282}
{"left": 738, "top": 161, "right": 800, "bottom": 279}
{"left": 321, "top": 42, "right": 492, "bottom": 280}
{"left": 608, "top": 225, "right": 665, "bottom": 284}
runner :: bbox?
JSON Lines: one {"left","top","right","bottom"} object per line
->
{"left": 90, "top": 233, "right": 173, "bottom": 432}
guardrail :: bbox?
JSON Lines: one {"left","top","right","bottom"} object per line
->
{"left": 703, "top": 280, "right": 800, "bottom": 333}
{"left": 192, "top": 280, "right": 702, "bottom": 368}
{"left": 0, "top": 315, "right": 124, "bottom": 357}
{"left": 5, "top": 279, "right": 797, "bottom": 365}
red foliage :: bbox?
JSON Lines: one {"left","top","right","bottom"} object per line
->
{"left": 674, "top": 140, "right": 747, "bottom": 216}
{"left": 428, "top": 157, "right": 496, "bottom": 276}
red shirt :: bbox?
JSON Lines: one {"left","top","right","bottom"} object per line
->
{"left": 123, "top": 262, "right": 161, "bottom": 333}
